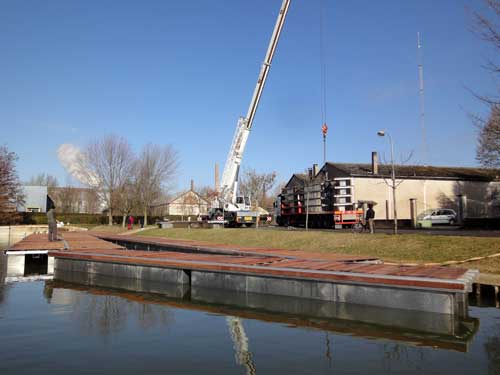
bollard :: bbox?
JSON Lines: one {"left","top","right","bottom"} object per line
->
{"left": 409, "top": 199, "right": 417, "bottom": 229}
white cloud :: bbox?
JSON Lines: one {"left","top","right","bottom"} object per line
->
{"left": 57, "top": 143, "right": 98, "bottom": 186}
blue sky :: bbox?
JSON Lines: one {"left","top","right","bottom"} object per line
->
{"left": 1, "top": 0, "right": 496, "bottom": 191}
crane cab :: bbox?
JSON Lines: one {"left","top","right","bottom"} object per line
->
{"left": 235, "top": 196, "right": 251, "bottom": 211}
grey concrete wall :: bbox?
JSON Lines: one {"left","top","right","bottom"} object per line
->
{"left": 6, "top": 255, "right": 25, "bottom": 277}
{"left": 190, "top": 287, "right": 472, "bottom": 337}
{"left": 53, "top": 258, "right": 468, "bottom": 316}
{"left": 191, "top": 270, "right": 462, "bottom": 315}
{"left": 55, "top": 269, "right": 189, "bottom": 298}
{"left": 47, "top": 256, "right": 54, "bottom": 275}
{"left": 54, "top": 258, "right": 190, "bottom": 298}
{"left": 55, "top": 258, "right": 190, "bottom": 285}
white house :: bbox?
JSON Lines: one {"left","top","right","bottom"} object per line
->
{"left": 162, "top": 190, "right": 209, "bottom": 217}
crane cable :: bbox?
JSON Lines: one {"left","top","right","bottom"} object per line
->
{"left": 320, "top": 0, "right": 328, "bottom": 163}
{"left": 320, "top": 0, "right": 327, "bottom": 125}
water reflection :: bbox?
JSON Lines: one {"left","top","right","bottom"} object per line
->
{"left": 0, "top": 254, "right": 9, "bottom": 305}
{"left": 44, "top": 279, "right": 479, "bottom": 354}
{"left": 2, "top": 274, "right": 499, "bottom": 374}
{"left": 484, "top": 321, "right": 500, "bottom": 375}
{"left": 44, "top": 282, "right": 174, "bottom": 336}
{"left": 380, "top": 343, "right": 427, "bottom": 373}
{"left": 227, "top": 317, "right": 256, "bottom": 375}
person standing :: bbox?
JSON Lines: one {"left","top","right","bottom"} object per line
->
{"left": 128, "top": 215, "right": 134, "bottom": 230}
{"left": 47, "top": 204, "right": 58, "bottom": 241}
{"left": 365, "top": 204, "right": 375, "bottom": 234}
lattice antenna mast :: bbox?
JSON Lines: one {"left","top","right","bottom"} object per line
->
{"left": 417, "top": 32, "right": 428, "bottom": 165}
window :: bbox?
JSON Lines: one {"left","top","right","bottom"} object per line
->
{"left": 236, "top": 197, "right": 244, "bottom": 204}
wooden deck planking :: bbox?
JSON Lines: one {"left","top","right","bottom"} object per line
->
{"left": 7, "top": 232, "right": 475, "bottom": 292}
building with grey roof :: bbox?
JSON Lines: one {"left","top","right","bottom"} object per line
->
{"left": 17, "top": 186, "right": 51, "bottom": 213}
{"left": 279, "top": 154, "right": 500, "bottom": 225}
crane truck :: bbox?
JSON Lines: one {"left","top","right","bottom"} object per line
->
{"left": 208, "top": 0, "right": 291, "bottom": 227}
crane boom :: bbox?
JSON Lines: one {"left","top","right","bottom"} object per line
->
{"left": 219, "top": 0, "right": 291, "bottom": 204}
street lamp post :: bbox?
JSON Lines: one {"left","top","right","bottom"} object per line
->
{"left": 377, "top": 131, "right": 398, "bottom": 235}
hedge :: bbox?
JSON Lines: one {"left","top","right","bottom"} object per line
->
{"left": 463, "top": 217, "right": 500, "bottom": 230}
{"left": 21, "top": 213, "right": 185, "bottom": 225}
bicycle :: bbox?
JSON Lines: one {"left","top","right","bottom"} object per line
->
{"left": 351, "top": 220, "right": 368, "bottom": 233}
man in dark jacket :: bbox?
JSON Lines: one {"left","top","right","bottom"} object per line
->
{"left": 365, "top": 204, "right": 375, "bottom": 234}
{"left": 47, "top": 204, "right": 58, "bottom": 241}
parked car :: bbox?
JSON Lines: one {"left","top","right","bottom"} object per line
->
{"left": 418, "top": 209, "right": 457, "bottom": 225}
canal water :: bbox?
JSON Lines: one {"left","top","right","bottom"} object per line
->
{"left": 0, "top": 256, "right": 499, "bottom": 374}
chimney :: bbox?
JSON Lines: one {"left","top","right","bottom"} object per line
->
{"left": 312, "top": 163, "right": 319, "bottom": 177}
{"left": 190, "top": 179, "right": 194, "bottom": 191}
{"left": 214, "top": 163, "right": 220, "bottom": 193}
{"left": 371, "top": 151, "right": 379, "bottom": 174}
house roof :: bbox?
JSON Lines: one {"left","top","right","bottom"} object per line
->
{"left": 323, "top": 163, "right": 500, "bottom": 181}
{"left": 166, "top": 190, "right": 210, "bottom": 205}
{"left": 284, "top": 173, "right": 308, "bottom": 188}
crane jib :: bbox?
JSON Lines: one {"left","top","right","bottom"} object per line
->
{"left": 218, "top": 0, "right": 291, "bottom": 207}
{"left": 245, "top": 0, "right": 290, "bottom": 131}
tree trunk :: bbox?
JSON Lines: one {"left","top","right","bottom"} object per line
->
{"left": 144, "top": 207, "right": 148, "bottom": 226}
{"left": 122, "top": 215, "right": 126, "bottom": 228}
{"left": 108, "top": 210, "right": 112, "bottom": 226}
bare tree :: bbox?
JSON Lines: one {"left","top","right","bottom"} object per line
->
{"left": 239, "top": 168, "right": 277, "bottom": 209}
{"left": 83, "top": 188, "right": 101, "bottom": 214}
{"left": 476, "top": 104, "right": 500, "bottom": 167}
{"left": 26, "top": 173, "right": 59, "bottom": 187}
{"left": 49, "top": 185, "right": 101, "bottom": 214}
{"left": 136, "top": 144, "right": 179, "bottom": 225}
{"left": 115, "top": 178, "right": 139, "bottom": 227}
{"left": 52, "top": 185, "right": 81, "bottom": 213}
{"left": 469, "top": 1, "right": 500, "bottom": 166}
{"left": 78, "top": 135, "right": 135, "bottom": 225}
{"left": 197, "top": 185, "right": 218, "bottom": 200}
{"left": 0, "top": 146, "right": 24, "bottom": 224}
{"left": 471, "top": 0, "right": 500, "bottom": 81}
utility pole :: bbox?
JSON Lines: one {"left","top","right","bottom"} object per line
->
{"left": 305, "top": 189, "right": 310, "bottom": 231}
{"left": 389, "top": 135, "right": 398, "bottom": 235}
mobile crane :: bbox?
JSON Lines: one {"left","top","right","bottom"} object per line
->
{"left": 209, "top": 0, "right": 291, "bottom": 226}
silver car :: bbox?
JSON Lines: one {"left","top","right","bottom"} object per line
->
{"left": 419, "top": 209, "right": 457, "bottom": 225}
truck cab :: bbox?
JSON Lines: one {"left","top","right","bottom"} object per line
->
{"left": 235, "top": 196, "right": 251, "bottom": 211}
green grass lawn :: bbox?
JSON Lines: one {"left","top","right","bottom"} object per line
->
{"left": 136, "top": 228, "right": 500, "bottom": 275}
